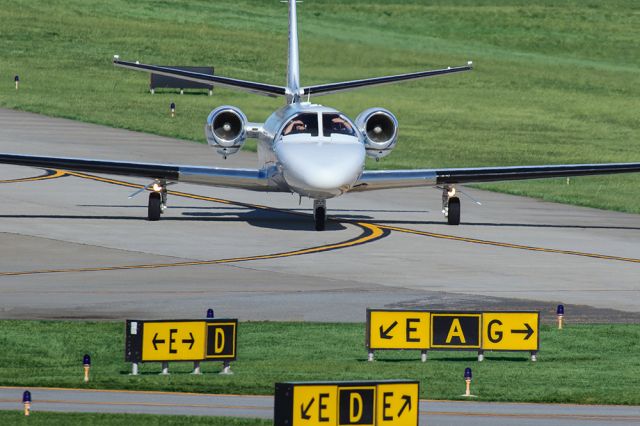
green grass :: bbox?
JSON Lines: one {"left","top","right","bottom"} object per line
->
{"left": 0, "top": 0, "right": 639, "bottom": 212}
{"left": 0, "top": 321, "right": 639, "bottom": 405}
{"left": 0, "top": 411, "right": 269, "bottom": 425}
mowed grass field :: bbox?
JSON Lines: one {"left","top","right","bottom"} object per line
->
{"left": 0, "top": 0, "right": 639, "bottom": 212}
{"left": 0, "top": 411, "right": 269, "bottom": 426}
{"left": 0, "top": 321, "right": 639, "bottom": 405}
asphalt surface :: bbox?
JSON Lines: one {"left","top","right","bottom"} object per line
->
{"left": 0, "top": 108, "right": 638, "bottom": 322}
{"left": 0, "top": 109, "right": 639, "bottom": 424}
{"left": 1, "top": 386, "right": 639, "bottom": 425}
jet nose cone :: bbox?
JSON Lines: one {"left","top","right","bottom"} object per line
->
{"left": 276, "top": 140, "right": 365, "bottom": 198}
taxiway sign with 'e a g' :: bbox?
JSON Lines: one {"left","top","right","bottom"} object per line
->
{"left": 482, "top": 312, "right": 539, "bottom": 351}
{"left": 367, "top": 310, "right": 430, "bottom": 350}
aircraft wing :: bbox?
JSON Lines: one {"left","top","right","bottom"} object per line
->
{"left": 352, "top": 163, "right": 640, "bottom": 191}
{"left": 113, "top": 59, "right": 287, "bottom": 98}
{"left": 0, "top": 153, "right": 277, "bottom": 191}
{"left": 302, "top": 64, "right": 472, "bottom": 97}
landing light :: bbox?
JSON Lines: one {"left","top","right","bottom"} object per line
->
{"left": 152, "top": 183, "right": 162, "bottom": 192}
{"left": 448, "top": 187, "right": 456, "bottom": 197}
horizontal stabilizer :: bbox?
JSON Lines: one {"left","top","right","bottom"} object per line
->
{"left": 302, "top": 64, "right": 473, "bottom": 97}
{"left": 113, "top": 58, "right": 287, "bottom": 98}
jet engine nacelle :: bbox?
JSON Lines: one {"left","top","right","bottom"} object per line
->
{"left": 355, "top": 108, "right": 398, "bottom": 160}
{"left": 205, "top": 106, "right": 248, "bottom": 157}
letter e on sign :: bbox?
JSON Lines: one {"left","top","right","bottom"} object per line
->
{"left": 368, "top": 311, "right": 430, "bottom": 350}
{"left": 293, "top": 385, "right": 337, "bottom": 425}
{"left": 376, "top": 383, "right": 419, "bottom": 426}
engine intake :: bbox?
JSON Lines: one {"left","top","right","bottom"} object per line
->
{"left": 205, "top": 106, "right": 248, "bottom": 157}
{"left": 355, "top": 108, "right": 398, "bottom": 159}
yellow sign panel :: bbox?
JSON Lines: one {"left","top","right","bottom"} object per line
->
{"left": 293, "top": 385, "right": 338, "bottom": 425}
{"left": 368, "top": 311, "right": 430, "bottom": 350}
{"left": 376, "top": 383, "right": 419, "bottom": 426}
{"left": 142, "top": 321, "right": 206, "bottom": 361}
{"left": 482, "top": 312, "right": 539, "bottom": 351}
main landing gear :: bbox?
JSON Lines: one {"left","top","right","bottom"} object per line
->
{"left": 442, "top": 186, "right": 460, "bottom": 225}
{"left": 148, "top": 180, "right": 167, "bottom": 221}
{"left": 313, "top": 199, "right": 326, "bottom": 231}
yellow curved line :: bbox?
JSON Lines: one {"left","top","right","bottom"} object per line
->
{"left": 379, "top": 224, "right": 640, "bottom": 263}
{"left": 0, "top": 222, "right": 383, "bottom": 277}
{"left": 7, "top": 169, "right": 636, "bottom": 270}
{"left": 0, "top": 169, "right": 67, "bottom": 184}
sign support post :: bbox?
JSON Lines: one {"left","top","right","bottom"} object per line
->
{"left": 220, "top": 360, "right": 233, "bottom": 375}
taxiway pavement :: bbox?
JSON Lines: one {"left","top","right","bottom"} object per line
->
{"left": 1, "top": 386, "right": 638, "bottom": 426}
{"left": 0, "top": 108, "right": 638, "bottom": 321}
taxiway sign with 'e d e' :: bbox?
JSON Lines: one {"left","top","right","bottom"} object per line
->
{"left": 275, "top": 380, "right": 419, "bottom": 426}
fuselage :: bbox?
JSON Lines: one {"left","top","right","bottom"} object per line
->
{"left": 258, "top": 102, "right": 365, "bottom": 199}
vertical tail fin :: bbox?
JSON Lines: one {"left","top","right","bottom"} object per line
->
{"left": 286, "top": 0, "right": 301, "bottom": 103}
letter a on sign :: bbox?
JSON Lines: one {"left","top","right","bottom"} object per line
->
{"left": 446, "top": 318, "right": 466, "bottom": 344}
{"left": 431, "top": 313, "right": 481, "bottom": 349}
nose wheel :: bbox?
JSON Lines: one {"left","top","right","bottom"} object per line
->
{"left": 148, "top": 180, "right": 168, "bottom": 221}
{"left": 442, "top": 186, "right": 460, "bottom": 225}
{"left": 313, "top": 199, "right": 326, "bottom": 231}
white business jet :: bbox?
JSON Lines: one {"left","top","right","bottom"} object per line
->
{"left": 1, "top": 0, "right": 638, "bottom": 230}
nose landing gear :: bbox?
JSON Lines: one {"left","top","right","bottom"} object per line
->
{"left": 148, "top": 180, "right": 167, "bottom": 221}
{"left": 313, "top": 199, "right": 326, "bottom": 231}
{"left": 442, "top": 186, "right": 460, "bottom": 225}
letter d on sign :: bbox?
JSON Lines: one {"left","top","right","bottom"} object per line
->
{"left": 350, "top": 392, "right": 363, "bottom": 422}
{"left": 214, "top": 328, "right": 225, "bottom": 353}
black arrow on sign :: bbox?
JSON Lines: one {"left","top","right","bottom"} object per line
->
{"left": 152, "top": 333, "right": 166, "bottom": 350}
{"left": 300, "top": 397, "right": 314, "bottom": 420}
{"left": 398, "top": 395, "right": 412, "bottom": 417}
{"left": 182, "top": 332, "right": 195, "bottom": 350}
{"left": 511, "top": 323, "right": 534, "bottom": 340}
{"left": 379, "top": 321, "right": 398, "bottom": 339}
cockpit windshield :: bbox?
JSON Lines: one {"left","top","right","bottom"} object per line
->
{"left": 282, "top": 113, "right": 319, "bottom": 137}
{"left": 322, "top": 114, "right": 356, "bottom": 137}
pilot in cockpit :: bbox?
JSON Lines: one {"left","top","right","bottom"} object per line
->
{"left": 283, "top": 119, "right": 307, "bottom": 135}
{"left": 330, "top": 116, "right": 350, "bottom": 133}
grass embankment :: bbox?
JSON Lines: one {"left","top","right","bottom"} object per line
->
{"left": 0, "top": 321, "right": 639, "bottom": 405}
{"left": 0, "top": 411, "right": 269, "bottom": 426}
{"left": 0, "top": 1, "right": 639, "bottom": 212}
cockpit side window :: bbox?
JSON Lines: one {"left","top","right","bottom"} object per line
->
{"left": 322, "top": 114, "right": 356, "bottom": 137}
{"left": 282, "top": 113, "right": 319, "bottom": 137}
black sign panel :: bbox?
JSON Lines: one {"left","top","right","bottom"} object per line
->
{"left": 431, "top": 313, "right": 481, "bottom": 349}
{"left": 338, "top": 387, "right": 375, "bottom": 425}
{"left": 150, "top": 66, "right": 214, "bottom": 90}
{"left": 206, "top": 322, "right": 237, "bottom": 359}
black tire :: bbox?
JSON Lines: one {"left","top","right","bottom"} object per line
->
{"left": 314, "top": 206, "right": 326, "bottom": 231}
{"left": 447, "top": 197, "right": 461, "bottom": 225}
{"left": 148, "top": 192, "right": 161, "bottom": 221}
